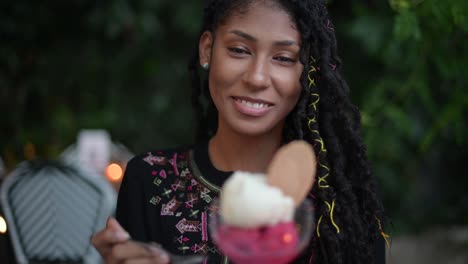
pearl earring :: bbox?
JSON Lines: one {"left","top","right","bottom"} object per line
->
{"left": 202, "top": 63, "right": 209, "bottom": 70}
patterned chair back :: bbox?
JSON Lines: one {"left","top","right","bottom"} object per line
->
{"left": 0, "top": 160, "right": 116, "bottom": 264}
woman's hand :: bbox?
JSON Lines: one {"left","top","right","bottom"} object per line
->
{"left": 91, "top": 217, "right": 170, "bottom": 264}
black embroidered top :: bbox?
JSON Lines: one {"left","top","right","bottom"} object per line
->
{"left": 115, "top": 141, "right": 386, "bottom": 264}
{"left": 116, "top": 141, "right": 231, "bottom": 264}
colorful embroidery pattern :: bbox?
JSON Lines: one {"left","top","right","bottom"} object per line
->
{"left": 143, "top": 150, "right": 220, "bottom": 257}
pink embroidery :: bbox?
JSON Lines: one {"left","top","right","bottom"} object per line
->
{"left": 161, "top": 197, "right": 181, "bottom": 215}
{"left": 185, "top": 193, "right": 198, "bottom": 208}
{"left": 153, "top": 150, "right": 226, "bottom": 258}
{"left": 191, "top": 179, "right": 198, "bottom": 186}
{"left": 191, "top": 243, "right": 207, "bottom": 254}
{"left": 176, "top": 218, "right": 201, "bottom": 234}
{"left": 177, "top": 236, "right": 191, "bottom": 244}
{"left": 171, "top": 179, "right": 185, "bottom": 191}
{"left": 143, "top": 152, "right": 166, "bottom": 165}
{"left": 172, "top": 153, "right": 179, "bottom": 176}
{"left": 202, "top": 211, "right": 208, "bottom": 241}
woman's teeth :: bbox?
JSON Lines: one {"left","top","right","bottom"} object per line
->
{"left": 238, "top": 99, "right": 269, "bottom": 109}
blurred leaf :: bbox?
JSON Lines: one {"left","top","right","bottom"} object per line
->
{"left": 348, "top": 15, "right": 389, "bottom": 56}
{"left": 394, "top": 9, "right": 422, "bottom": 40}
{"left": 451, "top": 2, "right": 468, "bottom": 32}
{"left": 389, "top": 0, "right": 412, "bottom": 11}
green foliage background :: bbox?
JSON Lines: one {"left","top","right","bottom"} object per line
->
{"left": 1, "top": 0, "right": 467, "bottom": 233}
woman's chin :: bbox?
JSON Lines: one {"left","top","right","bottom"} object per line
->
{"left": 229, "top": 122, "right": 281, "bottom": 138}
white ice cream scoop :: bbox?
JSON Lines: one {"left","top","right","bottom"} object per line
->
{"left": 219, "top": 140, "right": 316, "bottom": 228}
{"left": 219, "top": 171, "right": 294, "bottom": 227}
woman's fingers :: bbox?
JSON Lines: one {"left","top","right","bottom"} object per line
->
{"left": 105, "top": 217, "right": 131, "bottom": 242}
{"left": 91, "top": 219, "right": 170, "bottom": 264}
{"left": 135, "top": 241, "right": 171, "bottom": 264}
{"left": 91, "top": 225, "right": 129, "bottom": 248}
{"left": 106, "top": 240, "right": 170, "bottom": 264}
{"left": 91, "top": 218, "right": 130, "bottom": 257}
{"left": 120, "top": 258, "right": 168, "bottom": 264}
{"left": 106, "top": 217, "right": 128, "bottom": 234}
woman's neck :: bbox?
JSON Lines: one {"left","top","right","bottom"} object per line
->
{"left": 208, "top": 127, "right": 282, "bottom": 173}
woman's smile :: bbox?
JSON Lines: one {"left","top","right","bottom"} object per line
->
{"left": 231, "top": 96, "right": 274, "bottom": 117}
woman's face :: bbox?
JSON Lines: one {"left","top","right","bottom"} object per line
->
{"left": 199, "top": 2, "right": 303, "bottom": 137}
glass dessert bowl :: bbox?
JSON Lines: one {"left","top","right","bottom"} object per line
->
{"left": 209, "top": 198, "right": 314, "bottom": 264}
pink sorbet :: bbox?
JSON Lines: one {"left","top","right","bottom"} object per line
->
{"left": 215, "top": 222, "right": 299, "bottom": 264}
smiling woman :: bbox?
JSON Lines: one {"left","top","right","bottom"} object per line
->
{"left": 91, "top": 1, "right": 387, "bottom": 264}
{"left": 199, "top": 2, "right": 303, "bottom": 140}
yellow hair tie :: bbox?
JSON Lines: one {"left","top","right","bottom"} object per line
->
{"left": 309, "top": 93, "right": 319, "bottom": 109}
{"left": 318, "top": 200, "right": 340, "bottom": 235}
{"left": 308, "top": 64, "right": 317, "bottom": 88}
{"left": 308, "top": 56, "right": 319, "bottom": 114}
{"left": 375, "top": 216, "right": 390, "bottom": 249}
{"left": 318, "top": 179, "right": 329, "bottom": 188}
{"left": 307, "top": 55, "right": 340, "bottom": 236}
{"left": 330, "top": 199, "right": 340, "bottom": 234}
{"left": 316, "top": 215, "right": 323, "bottom": 237}
{"left": 314, "top": 138, "right": 326, "bottom": 152}
{"left": 307, "top": 117, "right": 317, "bottom": 128}
{"left": 317, "top": 179, "right": 330, "bottom": 188}
{"left": 308, "top": 75, "right": 316, "bottom": 87}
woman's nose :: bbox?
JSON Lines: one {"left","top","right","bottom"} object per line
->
{"left": 243, "top": 59, "right": 271, "bottom": 90}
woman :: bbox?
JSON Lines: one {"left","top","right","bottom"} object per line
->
{"left": 92, "top": 0, "right": 387, "bottom": 263}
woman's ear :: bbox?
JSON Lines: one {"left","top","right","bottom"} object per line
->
{"left": 199, "top": 31, "right": 213, "bottom": 67}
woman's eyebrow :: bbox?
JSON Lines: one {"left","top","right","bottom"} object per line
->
{"left": 229, "top": 29, "right": 256, "bottom": 41}
{"left": 229, "top": 29, "right": 298, "bottom": 47}
{"left": 273, "top": 40, "right": 298, "bottom": 47}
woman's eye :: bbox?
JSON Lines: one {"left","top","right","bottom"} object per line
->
{"left": 274, "top": 56, "right": 296, "bottom": 63}
{"left": 228, "top": 47, "right": 250, "bottom": 55}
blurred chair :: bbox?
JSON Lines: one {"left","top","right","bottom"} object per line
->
{"left": 0, "top": 160, "right": 116, "bottom": 264}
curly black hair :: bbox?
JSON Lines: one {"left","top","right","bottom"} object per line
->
{"left": 188, "top": 0, "right": 386, "bottom": 263}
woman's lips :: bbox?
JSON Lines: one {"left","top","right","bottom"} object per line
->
{"left": 231, "top": 96, "right": 274, "bottom": 117}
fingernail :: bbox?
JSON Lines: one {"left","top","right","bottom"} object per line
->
{"left": 114, "top": 231, "right": 130, "bottom": 240}
{"left": 148, "top": 247, "right": 169, "bottom": 262}
{"left": 159, "top": 253, "right": 170, "bottom": 263}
